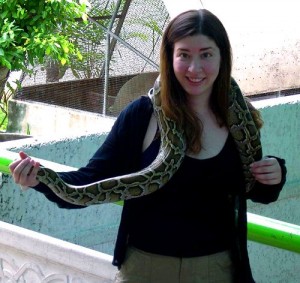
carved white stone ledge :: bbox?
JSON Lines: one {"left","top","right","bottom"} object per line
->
{"left": 0, "top": 220, "right": 117, "bottom": 282}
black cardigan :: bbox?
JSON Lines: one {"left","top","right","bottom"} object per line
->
{"left": 33, "top": 95, "right": 287, "bottom": 283}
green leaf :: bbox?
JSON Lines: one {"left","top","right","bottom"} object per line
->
{"left": 45, "top": 46, "right": 51, "bottom": 55}
{"left": 0, "top": 10, "right": 9, "bottom": 19}
{"left": 0, "top": 0, "right": 89, "bottom": 71}
{"left": 62, "top": 43, "right": 69, "bottom": 53}
{"left": 61, "top": 57, "right": 67, "bottom": 65}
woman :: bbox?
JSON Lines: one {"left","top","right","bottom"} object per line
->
{"left": 10, "top": 9, "right": 286, "bottom": 283}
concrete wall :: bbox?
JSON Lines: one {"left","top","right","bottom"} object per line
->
{"left": 0, "top": 132, "right": 122, "bottom": 257}
{"left": 0, "top": 220, "right": 117, "bottom": 282}
{"left": 7, "top": 99, "right": 115, "bottom": 137}
{"left": 1, "top": 94, "right": 300, "bottom": 282}
{"left": 247, "top": 95, "right": 300, "bottom": 283}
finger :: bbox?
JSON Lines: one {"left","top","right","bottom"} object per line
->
{"left": 26, "top": 160, "right": 40, "bottom": 178}
{"left": 254, "top": 172, "right": 277, "bottom": 181}
{"left": 251, "top": 158, "right": 273, "bottom": 168}
{"left": 26, "top": 163, "right": 40, "bottom": 186}
{"left": 9, "top": 151, "right": 30, "bottom": 173}
{"left": 253, "top": 172, "right": 281, "bottom": 185}
{"left": 256, "top": 178, "right": 281, "bottom": 185}
{"left": 251, "top": 164, "right": 276, "bottom": 175}
{"left": 21, "top": 160, "right": 40, "bottom": 184}
{"left": 27, "top": 165, "right": 34, "bottom": 176}
{"left": 19, "top": 159, "right": 36, "bottom": 181}
{"left": 19, "top": 151, "right": 29, "bottom": 160}
{"left": 30, "top": 163, "right": 40, "bottom": 177}
{"left": 9, "top": 159, "right": 22, "bottom": 173}
{"left": 12, "top": 158, "right": 32, "bottom": 184}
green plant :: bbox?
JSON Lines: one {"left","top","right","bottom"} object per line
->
{"left": 0, "top": 0, "right": 90, "bottom": 92}
{"left": 0, "top": 80, "right": 17, "bottom": 131}
{"left": 0, "top": 111, "right": 7, "bottom": 131}
{"left": 0, "top": 0, "right": 90, "bottom": 130}
{"left": 26, "top": 122, "right": 30, "bottom": 135}
{"left": 68, "top": 11, "right": 108, "bottom": 79}
{"left": 0, "top": 0, "right": 89, "bottom": 70}
{"left": 67, "top": 0, "right": 124, "bottom": 79}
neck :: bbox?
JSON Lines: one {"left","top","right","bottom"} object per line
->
{"left": 187, "top": 92, "right": 211, "bottom": 114}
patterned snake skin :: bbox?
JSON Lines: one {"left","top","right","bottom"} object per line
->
{"left": 36, "top": 77, "right": 262, "bottom": 205}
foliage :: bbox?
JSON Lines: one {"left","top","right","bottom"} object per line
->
{"left": 67, "top": 0, "right": 123, "bottom": 79}
{"left": 0, "top": 0, "right": 90, "bottom": 131}
{"left": 68, "top": 7, "right": 110, "bottom": 78}
{"left": 0, "top": 111, "right": 7, "bottom": 131}
{"left": 121, "top": 17, "right": 164, "bottom": 63}
{"left": 0, "top": 0, "right": 90, "bottom": 72}
{"left": 0, "top": 80, "right": 18, "bottom": 130}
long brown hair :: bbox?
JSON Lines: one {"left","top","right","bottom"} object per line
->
{"left": 159, "top": 9, "right": 232, "bottom": 153}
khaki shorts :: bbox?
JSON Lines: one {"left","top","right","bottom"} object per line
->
{"left": 114, "top": 247, "right": 234, "bottom": 283}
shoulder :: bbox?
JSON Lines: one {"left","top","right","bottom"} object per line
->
{"left": 117, "top": 95, "right": 153, "bottom": 125}
{"left": 121, "top": 95, "right": 153, "bottom": 115}
{"left": 113, "top": 95, "right": 153, "bottom": 137}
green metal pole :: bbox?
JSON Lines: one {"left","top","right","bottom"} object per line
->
{"left": 1, "top": 152, "right": 300, "bottom": 253}
{"left": 0, "top": 156, "right": 13, "bottom": 175}
{"left": 247, "top": 212, "right": 300, "bottom": 253}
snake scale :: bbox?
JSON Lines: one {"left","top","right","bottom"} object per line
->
{"left": 36, "top": 77, "right": 262, "bottom": 206}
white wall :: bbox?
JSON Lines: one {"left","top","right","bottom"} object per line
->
{"left": 162, "top": 0, "right": 300, "bottom": 94}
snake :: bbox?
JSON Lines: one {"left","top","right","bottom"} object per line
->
{"left": 36, "top": 77, "right": 262, "bottom": 206}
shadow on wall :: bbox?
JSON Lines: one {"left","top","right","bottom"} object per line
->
{"left": 109, "top": 71, "right": 159, "bottom": 115}
{"left": 0, "top": 133, "right": 31, "bottom": 142}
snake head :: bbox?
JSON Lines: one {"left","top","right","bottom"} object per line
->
{"left": 148, "top": 74, "right": 162, "bottom": 107}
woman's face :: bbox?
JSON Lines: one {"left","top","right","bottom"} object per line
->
{"left": 173, "top": 34, "right": 221, "bottom": 98}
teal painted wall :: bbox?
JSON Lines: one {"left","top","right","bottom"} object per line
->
{"left": 248, "top": 95, "right": 300, "bottom": 283}
{"left": 0, "top": 94, "right": 299, "bottom": 282}
{"left": 0, "top": 133, "right": 122, "bottom": 256}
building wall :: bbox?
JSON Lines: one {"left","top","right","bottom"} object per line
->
{"left": 247, "top": 95, "right": 300, "bottom": 283}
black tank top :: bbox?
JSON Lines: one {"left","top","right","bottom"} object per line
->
{"left": 127, "top": 134, "right": 244, "bottom": 257}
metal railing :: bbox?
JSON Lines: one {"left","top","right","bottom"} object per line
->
{"left": 247, "top": 212, "right": 300, "bottom": 253}
{"left": 1, "top": 151, "right": 300, "bottom": 254}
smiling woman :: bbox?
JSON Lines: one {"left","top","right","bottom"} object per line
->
{"left": 162, "top": 0, "right": 300, "bottom": 96}
{"left": 8, "top": 8, "right": 287, "bottom": 283}
{"left": 172, "top": 34, "right": 221, "bottom": 100}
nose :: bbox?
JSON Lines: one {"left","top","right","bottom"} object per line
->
{"left": 188, "top": 58, "right": 202, "bottom": 72}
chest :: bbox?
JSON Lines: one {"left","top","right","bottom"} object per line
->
{"left": 141, "top": 135, "right": 244, "bottom": 202}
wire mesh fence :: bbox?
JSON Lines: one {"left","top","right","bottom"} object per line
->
{"left": 15, "top": 0, "right": 169, "bottom": 117}
{"left": 13, "top": 0, "right": 300, "bottom": 120}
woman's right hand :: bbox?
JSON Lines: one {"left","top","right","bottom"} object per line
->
{"left": 9, "top": 151, "right": 40, "bottom": 188}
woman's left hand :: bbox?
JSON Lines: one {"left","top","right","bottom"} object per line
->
{"left": 250, "top": 157, "right": 282, "bottom": 185}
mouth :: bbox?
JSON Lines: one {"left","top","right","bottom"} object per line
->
{"left": 187, "top": 77, "right": 204, "bottom": 83}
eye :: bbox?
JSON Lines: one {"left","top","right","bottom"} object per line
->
{"left": 179, "top": 52, "right": 189, "bottom": 59}
{"left": 201, "top": 52, "right": 213, "bottom": 59}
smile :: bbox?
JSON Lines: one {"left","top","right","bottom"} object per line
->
{"left": 188, "top": 77, "right": 204, "bottom": 83}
